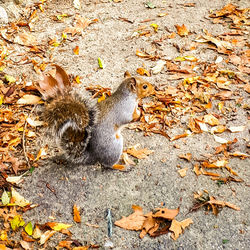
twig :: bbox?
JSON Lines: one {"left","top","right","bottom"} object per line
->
{"left": 22, "top": 105, "right": 37, "bottom": 169}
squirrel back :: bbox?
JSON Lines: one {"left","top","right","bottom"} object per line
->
{"left": 37, "top": 65, "right": 98, "bottom": 164}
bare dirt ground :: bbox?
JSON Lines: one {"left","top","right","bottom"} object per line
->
{"left": 0, "top": 0, "right": 250, "bottom": 249}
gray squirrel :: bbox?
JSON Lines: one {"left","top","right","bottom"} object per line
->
{"left": 37, "top": 65, "right": 154, "bottom": 168}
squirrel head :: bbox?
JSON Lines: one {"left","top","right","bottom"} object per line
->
{"left": 123, "top": 72, "right": 154, "bottom": 99}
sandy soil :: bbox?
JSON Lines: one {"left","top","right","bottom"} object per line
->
{"left": 1, "top": 0, "right": 249, "bottom": 249}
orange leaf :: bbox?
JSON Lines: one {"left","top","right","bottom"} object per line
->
{"left": 112, "top": 164, "right": 126, "bottom": 171}
{"left": 126, "top": 146, "right": 154, "bottom": 159}
{"left": 136, "top": 67, "right": 150, "bottom": 77}
{"left": 203, "top": 114, "right": 219, "bottom": 126}
{"left": 178, "top": 153, "right": 192, "bottom": 161}
{"left": 73, "top": 45, "right": 79, "bottom": 55}
{"left": 175, "top": 24, "right": 189, "bottom": 37}
{"left": 170, "top": 218, "right": 193, "bottom": 240}
{"left": 153, "top": 207, "right": 179, "bottom": 220}
{"left": 178, "top": 168, "right": 188, "bottom": 177}
{"left": 114, "top": 205, "right": 145, "bottom": 231}
{"left": 73, "top": 204, "right": 81, "bottom": 223}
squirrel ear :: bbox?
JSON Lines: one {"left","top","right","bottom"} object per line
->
{"left": 128, "top": 77, "right": 137, "bottom": 93}
{"left": 124, "top": 71, "right": 132, "bottom": 78}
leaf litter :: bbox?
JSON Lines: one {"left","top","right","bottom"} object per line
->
{"left": 0, "top": 1, "right": 249, "bottom": 248}
{"left": 115, "top": 205, "right": 192, "bottom": 240}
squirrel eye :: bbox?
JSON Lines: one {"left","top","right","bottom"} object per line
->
{"left": 143, "top": 84, "right": 148, "bottom": 89}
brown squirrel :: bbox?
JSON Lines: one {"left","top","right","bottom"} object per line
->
{"left": 37, "top": 65, "right": 154, "bottom": 168}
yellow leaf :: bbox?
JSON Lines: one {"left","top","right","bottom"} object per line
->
{"left": 46, "top": 222, "right": 72, "bottom": 231}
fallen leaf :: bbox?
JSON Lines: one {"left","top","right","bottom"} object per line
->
{"left": 178, "top": 168, "right": 188, "bottom": 177}
{"left": 1, "top": 190, "right": 10, "bottom": 205}
{"left": 26, "top": 117, "right": 44, "bottom": 127}
{"left": 228, "top": 126, "right": 245, "bottom": 132}
{"left": 153, "top": 207, "right": 179, "bottom": 220}
{"left": 193, "top": 164, "right": 202, "bottom": 176}
{"left": 175, "top": 24, "right": 189, "bottom": 36}
{"left": 35, "top": 145, "right": 48, "bottom": 161}
{"left": 11, "top": 187, "right": 30, "bottom": 207}
{"left": 229, "top": 151, "right": 249, "bottom": 159}
{"left": 211, "top": 125, "right": 226, "bottom": 134}
{"left": 6, "top": 175, "right": 24, "bottom": 185}
{"left": 213, "top": 134, "right": 229, "bottom": 144}
{"left": 40, "top": 230, "right": 56, "bottom": 245}
{"left": 10, "top": 215, "right": 25, "bottom": 231}
{"left": 136, "top": 67, "right": 150, "bottom": 76}
{"left": 170, "top": 218, "right": 193, "bottom": 240}
{"left": 112, "top": 164, "right": 126, "bottom": 171}
{"left": 98, "top": 57, "right": 104, "bottom": 69}
{"left": 14, "top": 30, "right": 38, "bottom": 46}
{"left": 73, "top": 204, "right": 81, "bottom": 223}
{"left": 46, "top": 222, "right": 72, "bottom": 231}
{"left": 64, "top": 15, "right": 92, "bottom": 36}
{"left": 126, "top": 146, "right": 154, "bottom": 159}
{"left": 115, "top": 205, "right": 145, "bottom": 231}
{"left": 25, "top": 222, "right": 33, "bottom": 236}
{"left": 178, "top": 153, "right": 192, "bottom": 161}
{"left": 73, "top": 45, "right": 79, "bottom": 55}
{"left": 203, "top": 114, "right": 219, "bottom": 126}
{"left": 152, "top": 60, "right": 166, "bottom": 74}
{"left": 17, "top": 94, "right": 42, "bottom": 105}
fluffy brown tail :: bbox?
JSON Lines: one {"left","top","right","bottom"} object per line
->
{"left": 37, "top": 65, "right": 98, "bottom": 164}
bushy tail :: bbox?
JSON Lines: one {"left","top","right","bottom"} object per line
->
{"left": 37, "top": 65, "right": 97, "bottom": 164}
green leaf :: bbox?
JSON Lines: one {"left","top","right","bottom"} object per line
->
{"left": 25, "top": 222, "right": 33, "bottom": 236}
{"left": 145, "top": 1, "right": 156, "bottom": 9}
{"left": 10, "top": 215, "right": 25, "bottom": 231}
{"left": 29, "top": 166, "right": 35, "bottom": 173}
{"left": 98, "top": 57, "right": 103, "bottom": 69}
{"left": 222, "top": 239, "right": 229, "bottom": 244}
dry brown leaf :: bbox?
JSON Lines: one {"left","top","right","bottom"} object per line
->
{"left": 211, "top": 125, "right": 226, "bottom": 134}
{"left": 153, "top": 207, "right": 179, "bottom": 220}
{"left": 73, "top": 204, "right": 81, "bottom": 223}
{"left": 208, "top": 200, "right": 240, "bottom": 211}
{"left": 112, "top": 164, "right": 126, "bottom": 171}
{"left": 35, "top": 145, "right": 48, "bottom": 161}
{"left": 73, "top": 45, "right": 79, "bottom": 55}
{"left": 178, "top": 153, "right": 192, "bottom": 161}
{"left": 26, "top": 117, "right": 44, "bottom": 127}
{"left": 170, "top": 218, "right": 193, "bottom": 240}
{"left": 193, "top": 164, "right": 202, "bottom": 176}
{"left": 178, "top": 168, "right": 188, "bottom": 177}
{"left": 136, "top": 67, "right": 150, "bottom": 77}
{"left": 203, "top": 114, "right": 219, "bottom": 126}
{"left": 17, "top": 94, "right": 42, "bottom": 105}
{"left": 114, "top": 205, "right": 145, "bottom": 231}
{"left": 244, "top": 83, "right": 250, "bottom": 93}
{"left": 229, "top": 151, "right": 249, "bottom": 159}
{"left": 122, "top": 152, "right": 136, "bottom": 166}
{"left": 40, "top": 230, "right": 56, "bottom": 245}
{"left": 175, "top": 24, "right": 189, "bottom": 36}
{"left": 14, "top": 30, "right": 38, "bottom": 46}
{"left": 64, "top": 15, "right": 92, "bottom": 36}
{"left": 126, "top": 146, "right": 154, "bottom": 159}
{"left": 228, "top": 126, "right": 245, "bottom": 133}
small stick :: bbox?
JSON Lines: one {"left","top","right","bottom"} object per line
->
{"left": 106, "top": 208, "right": 112, "bottom": 238}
